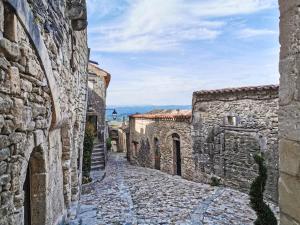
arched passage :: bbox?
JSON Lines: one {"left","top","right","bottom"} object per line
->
{"left": 172, "top": 133, "right": 181, "bottom": 176}
{"left": 154, "top": 138, "right": 160, "bottom": 170}
{"left": 23, "top": 146, "right": 47, "bottom": 225}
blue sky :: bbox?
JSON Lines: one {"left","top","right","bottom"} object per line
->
{"left": 87, "top": 0, "right": 279, "bottom": 106}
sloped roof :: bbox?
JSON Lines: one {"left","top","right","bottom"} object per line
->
{"left": 88, "top": 62, "right": 111, "bottom": 88}
{"left": 194, "top": 84, "right": 279, "bottom": 95}
{"left": 130, "top": 110, "right": 191, "bottom": 121}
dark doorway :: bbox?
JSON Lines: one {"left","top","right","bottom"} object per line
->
{"left": 154, "top": 138, "right": 160, "bottom": 170}
{"left": 172, "top": 134, "right": 181, "bottom": 176}
{"left": 24, "top": 166, "right": 31, "bottom": 225}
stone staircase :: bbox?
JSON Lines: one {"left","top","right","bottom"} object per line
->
{"left": 91, "top": 143, "right": 106, "bottom": 170}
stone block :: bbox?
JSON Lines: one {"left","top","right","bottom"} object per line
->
{"left": 0, "top": 136, "right": 10, "bottom": 149}
{"left": 31, "top": 103, "right": 47, "bottom": 118}
{"left": 0, "top": 93, "right": 13, "bottom": 114}
{"left": 12, "top": 98, "right": 24, "bottom": 129}
{"left": 25, "top": 59, "right": 39, "bottom": 77}
{"left": 9, "top": 132, "right": 26, "bottom": 144}
{"left": 34, "top": 129, "right": 45, "bottom": 146}
{"left": 0, "top": 174, "right": 11, "bottom": 186}
{"left": 0, "top": 161, "right": 7, "bottom": 176}
{"left": 279, "top": 173, "right": 300, "bottom": 223}
{"left": 0, "top": 38, "right": 20, "bottom": 61}
{"left": 279, "top": 139, "right": 300, "bottom": 176}
{"left": 20, "top": 79, "right": 33, "bottom": 92}
{"left": 21, "top": 106, "right": 33, "bottom": 131}
{"left": 13, "top": 193, "right": 24, "bottom": 209}
{"left": 279, "top": 101, "right": 300, "bottom": 142}
{"left": 2, "top": 119, "right": 15, "bottom": 134}
{"left": 0, "top": 56, "right": 10, "bottom": 71}
{"left": 279, "top": 56, "right": 299, "bottom": 105}
{"left": 9, "top": 66, "right": 20, "bottom": 95}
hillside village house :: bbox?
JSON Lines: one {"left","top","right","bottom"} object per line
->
{"left": 86, "top": 61, "right": 111, "bottom": 170}
{"left": 0, "top": 0, "right": 299, "bottom": 224}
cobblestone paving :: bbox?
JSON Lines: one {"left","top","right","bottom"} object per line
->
{"left": 77, "top": 153, "right": 278, "bottom": 225}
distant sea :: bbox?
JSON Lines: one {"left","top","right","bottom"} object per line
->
{"left": 106, "top": 105, "right": 191, "bottom": 122}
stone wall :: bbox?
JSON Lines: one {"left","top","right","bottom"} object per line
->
{"left": 279, "top": 1, "right": 300, "bottom": 224}
{"left": 128, "top": 111, "right": 193, "bottom": 179}
{"left": 0, "top": 0, "right": 88, "bottom": 225}
{"left": 87, "top": 63, "right": 110, "bottom": 143}
{"left": 192, "top": 85, "right": 279, "bottom": 202}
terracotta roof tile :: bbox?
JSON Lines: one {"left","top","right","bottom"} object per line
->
{"left": 194, "top": 84, "right": 279, "bottom": 95}
{"left": 130, "top": 111, "right": 192, "bottom": 121}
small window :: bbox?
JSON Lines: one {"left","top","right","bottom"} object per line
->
{"left": 227, "top": 115, "right": 237, "bottom": 126}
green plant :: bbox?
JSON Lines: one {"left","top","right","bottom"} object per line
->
{"left": 106, "top": 137, "right": 112, "bottom": 151}
{"left": 211, "top": 176, "right": 221, "bottom": 186}
{"left": 82, "top": 123, "right": 96, "bottom": 180}
{"left": 249, "top": 153, "right": 277, "bottom": 225}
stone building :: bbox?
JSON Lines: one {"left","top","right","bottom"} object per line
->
{"left": 192, "top": 85, "right": 279, "bottom": 202}
{"left": 118, "top": 122, "right": 129, "bottom": 154}
{"left": 0, "top": 0, "right": 88, "bottom": 225}
{"left": 128, "top": 110, "right": 193, "bottom": 179}
{"left": 87, "top": 61, "right": 110, "bottom": 142}
{"left": 278, "top": 1, "right": 300, "bottom": 224}
{"left": 86, "top": 61, "right": 110, "bottom": 170}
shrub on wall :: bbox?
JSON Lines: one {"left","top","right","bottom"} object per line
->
{"left": 82, "top": 122, "right": 96, "bottom": 182}
{"left": 106, "top": 137, "right": 112, "bottom": 151}
{"left": 249, "top": 153, "right": 277, "bottom": 225}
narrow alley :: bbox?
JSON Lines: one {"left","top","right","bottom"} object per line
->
{"left": 77, "top": 154, "right": 278, "bottom": 225}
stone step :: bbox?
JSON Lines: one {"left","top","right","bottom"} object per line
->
{"left": 93, "top": 149, "right": 104, "bottom": 153}
{"left": 92, "top": 152, "right": 105, "bottom": 157}
{"left": 91, "top": 161, "right": 105, "bottom": 167}
{"left": 91, "top": 165, "right": 105, "bottom": 170}
{"left": 92, "top": 156, "right": 105, "bottom": 161}
{"left": 91, "top": 158, "right": 105, "bottom": 163}
{"left": 94, "top": 144, "right": 104, "bottom": 148}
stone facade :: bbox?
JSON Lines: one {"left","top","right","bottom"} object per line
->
{"left": 118, "top": 123, "right": 129, "bottom": 153}
{"left": 0, "top": 0, "right": 88, "bottom": 225}
{"left": 128, "top": 110, "right": 193, "bottom": 179}
{"left": 192, "top": 85, "right": 279, "bottom": 202}
{"left": 87, "top": 62, "right": 110, "bottom": 142}
{"left": 279, "top": 1, "right": 300, "bottom": 224}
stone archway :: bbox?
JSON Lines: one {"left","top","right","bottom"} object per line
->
{"left": 23, "top": 146, "right": 47, "bottom": 225}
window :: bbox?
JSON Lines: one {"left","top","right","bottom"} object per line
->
{"left": 226, "top": 115, "right": 237, "bottom": 126}
{"left": 3, "top": 4, "right": 17, "bottom": 42}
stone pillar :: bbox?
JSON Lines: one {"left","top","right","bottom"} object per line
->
{"left": 279, "top": 1, "right": 300, "bottom": 224}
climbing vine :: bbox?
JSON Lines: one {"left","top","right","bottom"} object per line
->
{"left": 249, "top": 153, "right": 277, "bottom": 225}
{"left": 82, "top": 122, "right": 96, "bottom": 183}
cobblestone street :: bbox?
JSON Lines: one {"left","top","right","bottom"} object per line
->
{"left": 78, "top": 153, "right": 278, "bottom": 225}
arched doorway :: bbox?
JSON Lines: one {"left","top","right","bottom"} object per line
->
{"left": 23, "top": 146, "right": 47, "bottom": 225}
{"left": 172, "top": 134, "right": 181, "bottom": 176}
{"left": 154, "top": 138, "right": 160, "bottom": 170}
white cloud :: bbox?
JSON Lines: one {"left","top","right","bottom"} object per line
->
{"left": 88, "top": 0, "right": 276, "bottom": 53}
{"left": 238, "top": 28, "right": 278, "bottom": 38}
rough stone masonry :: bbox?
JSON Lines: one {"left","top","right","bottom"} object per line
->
{"left": 278, "top": 1, "right": 300, "bottom": 224}
{"left": 192, "top": 85, "right": 279, "bottom": 202}
{"left": 0, "top": 0, "right": 88, "bottom": 225}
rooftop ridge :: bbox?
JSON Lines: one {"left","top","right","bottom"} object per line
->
{"left": 194, "top": 84, "right": 279, "bottom": 95}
